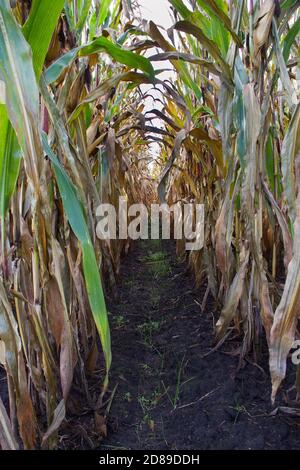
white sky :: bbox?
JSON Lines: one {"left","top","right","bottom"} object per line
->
{"left": 138, "top": 0, "right": 175, "bottom": 160}
{"left": 139, "top": 0, "right": 173, "bottom": 29}
{"left": 138, "top": 0, "right": 174, "bottom": 81}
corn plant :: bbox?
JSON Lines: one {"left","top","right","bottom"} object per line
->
{"left": 0, "top": 0, "right": 157, "bottom": 449}
{"left": 151, "top": 0, "right": 299, "bottom": 403}
{"left": 0, "top": 0, "right": 299, "bottom": 451}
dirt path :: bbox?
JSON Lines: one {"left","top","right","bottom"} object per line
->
{"left": 103, "top": 239, "right": 300, "bottom": 450}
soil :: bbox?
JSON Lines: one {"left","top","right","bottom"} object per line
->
{"left": 1, "top": 238, "right": 300, "bottom": 450}
{"left": 102, "top": 239, "right": 300, "bottom": 450}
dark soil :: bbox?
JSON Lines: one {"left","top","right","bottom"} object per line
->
{"left": 1, "top": 239, "right": 300, "bottom": 450}
{"left": 102, "top": 239, "right": 300, "bottom": 450}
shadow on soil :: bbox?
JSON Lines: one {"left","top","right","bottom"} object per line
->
{"left": 103, "top": 239, "right": 300, "bottom": 450}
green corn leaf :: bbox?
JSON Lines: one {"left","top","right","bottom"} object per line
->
{"left": 174, "top": 20, "right": 233, "bottom": 84}
{"left": 0, "top": 0, "right": 64, "bottom": 251}
{"left": 22, "top": 0, "right": 65, "bottom": 79}
{"left": 233, "top": 56, "right": 249, "bottom": 168}
{"left": 0, "top": 0, "right": 40, "bottom": 188}
{"left": 173, "top": 0, "right": 231, "bottom": 56}
{"left": 98, "top": 0, "right": 112, "bottom": 25}
{"left": 265, "top": 130, "right": 275, "bottom": 193}
{"left": 42, "top": 132, "right": 111, "bottom": 386}
{"left": 169, "top": 0, "right": 191, "bottom": 18}
{"left": 282, "top": 15, "right": 300, "bottom": 63}
{"left": 0, "top": 104, "right": 21, "bottom": 251}
{"left": 175, "top": 6, "right": 230, "bottom": 57}
{"left": 78, "top": 36, "right": 155, "bottom": 78}
{"left": 210, "top": 11, "right": 230, "bottom": 57}
{"left": 281, "top": 0, "right": 299, "bottom": 9}
{"left": 44, "top": 36, "right": 155, "bottom": 85}
{"left": 64, "top": 0, "right": 75, "bottom": 31}
{"left": 75, "top": 0, "right": 93, "bottom": 35}
{"left": 196, "top": 0, "right": 242, "bottom": 47}
{"left": 43, "top": 48, "right": 80, "bottom": 85}
{"left": 281, "top": 102, "right": 300, "bottom": 224}
{"left": 88, "top": 9, "right": 97, "bottom": 40}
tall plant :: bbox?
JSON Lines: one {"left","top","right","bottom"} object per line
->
{"left": 153, "top": 0, "right": 299, "bottom": 402}
{"left": 0, "top": 0, "right": 155, "bottom": 448}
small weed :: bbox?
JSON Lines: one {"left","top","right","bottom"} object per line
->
{"left": 138, "top": 388, "right": 164, "bottom": 419}
{"left": 124, "top": 391, "right": 132, "bottom": 402}
{"left": 162, "top": 355, "right": 187, "bottom": 410}
{"left": 147, "top": 251, "right": 167, "bottom": 262}
{"left": 231, "top": 404, "right": 248, "bottom": 424}
{"left": 114, "top": 315, "right": 127, "bottom": 329}
{"left": 138, "top": 395, "right": 154, "bottom": 414}
{"left": 140, "top": 363, "right": 154, "bottom": 376}
{"left": 139, "top": 250, "right": 171, "bottom": 279}
{"left": 137, "top": 319, "right": 163, "bottom": 346}
{"left": 152, "top": 261, "right": 171, "bottom": 279}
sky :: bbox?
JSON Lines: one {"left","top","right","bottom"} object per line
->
{"left": 138, "top": 0, "right": 174, "bottom": 81}
{"left": 139, "top": 0, "right": 173, "bottom": 29}
{"left": 137, "top": 0, "right": 175, "bottom": 160}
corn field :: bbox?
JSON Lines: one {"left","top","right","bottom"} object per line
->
{"left": 0, "top": 0, "right": 299, "bottom": 451}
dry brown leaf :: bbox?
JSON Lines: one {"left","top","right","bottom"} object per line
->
{"left": 51, "top": 238, "right": 75, "bottom": 401}
{"left": 258, "top": 271, "right": 274, "bottom": 343}
{"left": 45, "top": 277, "right": 64, "bottom": 347}
{"left": 269, "top": 193, "right": 300, "bottom": 402}
{"left": 254, "top": 0, "right": 275, "bottom": 60}
{"left": 0, "top": 281, "right": 37, "bottom": 448}
{"left": 0, "top": 396, "right": 18, "bottom": 450}
{"left": 216, "top": 246, "right": 250, "bottom": 340}
{"left": 94, "top": 413, "right": 107, "bottom": 438}
{"left": 42, "top": 400, "right": 66, "bottom": 447}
